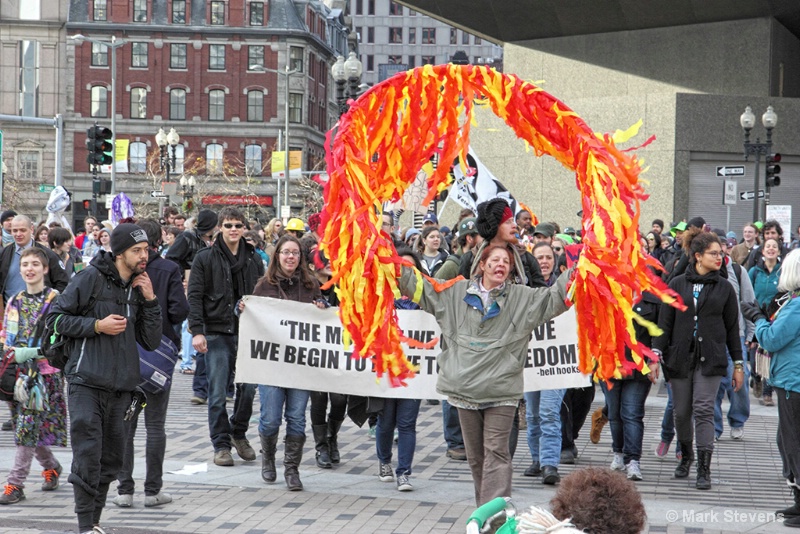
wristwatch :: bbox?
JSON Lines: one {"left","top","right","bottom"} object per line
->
{"left": 733, "top": 360, "right": 744, "bottom": 371}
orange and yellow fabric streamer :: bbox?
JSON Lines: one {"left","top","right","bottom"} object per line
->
{"left": 320, "top": 64, "right": 684, "bottom": 386}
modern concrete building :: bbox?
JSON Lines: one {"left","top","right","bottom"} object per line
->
{"left": 397, "top": 1, "right": 800, "bottom": 235}
{"left": 349, "top": 0, "right": 502, "bottom": 86}
{"left": 64, "top": 0, "right": 349, "bottom": 223}
{"left": 0, "top": 0, "right": 69, "bottom": 218}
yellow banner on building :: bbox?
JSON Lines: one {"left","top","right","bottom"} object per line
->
{"left": 100, "top": 139, "right": 130, "bottom": 174}
{"left": 271, "top": 150, "right": 302, "bottom": 178}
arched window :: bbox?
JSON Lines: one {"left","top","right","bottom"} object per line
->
{"left": 91, "top": 85, "right": 108, "bottom": 117}
{"left": 208, "top": 89, "right": 225, "bottom": 121}
{"left": 170, "top": 88, "right": 186, "bottom": 120}
{"left": 245, "top": 145, "right": 262, "bottom": 176}
{"left": 129, "top": 141, "right": 147, "bottom": 173}
{"left": 247, "top": 90, "right": 263, "bottom": 122}
{"left": 206, "top": 143, "right": 223, "bottom": 174}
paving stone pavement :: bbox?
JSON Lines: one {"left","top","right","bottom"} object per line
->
{"left": 0, "top": 372, "right": 793, "bottom": 533}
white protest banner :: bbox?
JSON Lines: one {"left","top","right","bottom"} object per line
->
{"left": 236, "top": 296, "right": 590, "bottom": 398}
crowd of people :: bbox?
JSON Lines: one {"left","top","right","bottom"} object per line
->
{"left": 1, "top": 200, "right": 799, "bottom": 532}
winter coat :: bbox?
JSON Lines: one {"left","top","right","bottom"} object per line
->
{"left": 398, "top": 268, "right": 572, "bottom": 404}
{"left": 653, "top": 265, "right": 742, "bottom": 379}
{"left": 420, "top": 249, "right": 449, "bottom": 277}
{"left": 48, "top": 251, "right": 163, "bottom": 392}
{"left": 749, "top": 260, "right": 782, "bottom": 309}
{"left": 145, "top": 249, "right": 189, "bottom": 345}
{"left": 252, "top": 272, "right": 322, "bottom": 304}
{"left": 754, "top": 293, "right": 800, "bottom": 394}
{"left": 165, "top": 229, "right": 208, "bottom": 272}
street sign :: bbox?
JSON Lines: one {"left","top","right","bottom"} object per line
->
{"left": 717, "top": 165, "right": 745, "bottom": 177}
{"left": 150, "top": 190, "right": 168, "bottom": 198}
{"left": 723, "top": 180, "right": 737, "bottom": 206}
{"left": 38, "top": 184, "right": 55, "bottom": 193}
{"left": 739, "top": 189, "right": 765, "bottom": 201}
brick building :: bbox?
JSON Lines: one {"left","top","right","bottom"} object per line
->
{"left": 65, "top": 0, "right": 348, "bottom": 222}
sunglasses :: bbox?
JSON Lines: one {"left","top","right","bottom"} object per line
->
{"left": 223, "top": 223, "right": 244, "bottom": 229}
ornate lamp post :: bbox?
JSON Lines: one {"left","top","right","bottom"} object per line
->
{"left": 740, "top": 105, "right": 778, "bottom": 222}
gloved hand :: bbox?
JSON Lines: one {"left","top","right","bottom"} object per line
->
{"left": 741, "top": 301, "right": 767, "bottom": 323}
{"left": 13, "top": 347, "right": 40, "bottom": 364}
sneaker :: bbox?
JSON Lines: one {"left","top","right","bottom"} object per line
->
{"left": 752, "top": 378, "right": 763, "bottom": 398}
{"left": 378, "top": 463, "right": 394, "bottom": 482}
{"left": 190, "top": 396, "right": 207, "bottom": 405}
{"left": 368, "top": 426, "right": 376, "bottom": 440}
{"left": 446, "top": 448, "right": 467, "bottom": 461}
{"left": 626, "top": 460, "right": 643, "bottom": 481}
{"left": 214, "top": 449, "right": 234, "bottom": 466}
{"left": 232, "top": 438, "right": 256, "bottom": 461}
{"left": 41, "top": 463, "right": 62, "bottom": 491}
{"left": 396, "top": 472, "right": 413, "bottom": 491}
{"left": 144, "top": 491, "right": 173, "bottom": 507}
{"left": 731, "top": 427, "right": 744, "bottom": 440}
{"left": 589, "top": 407, "right": 608, "bottom": 444}
{"left": 93, "top": 526, "right": 107, "bottom": 534}
{"left": 112, "top": 494, "right": 133, "bottom": 508}
{"left": 610, "top": 452, "right": 625, "bottom": 471}
{"left": 655, "top": 440, "right": 671, "bottom": 458}
{"left": 0, "top": 484, "right": 24, "bottom": 504}
{"left": 761, "top": 394, "right": 775, "bottom": 407}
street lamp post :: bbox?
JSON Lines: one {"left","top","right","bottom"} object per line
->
{"left": 249, "top": 62, "right": 300, "bottom": 219}
{"left": 179, "top": 175, "right": 195, "bottom": 200}
{"left": 156, "top": 127, "right": 180, "bottom": 213}
{"left": 69, "top": 34, "right": 126, "bottom": 196}
{"left": 331, "top": 52, "right": 363, "bottom": 118}
{"left": 740, "top": 105, "right": 778, "bottom": 223}
{"left": 331, "top": 56, "right": 347, "bottom": 115}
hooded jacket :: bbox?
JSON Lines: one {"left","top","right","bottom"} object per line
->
{"left": 48, "top": 251, "right": 162, "bottom": 392}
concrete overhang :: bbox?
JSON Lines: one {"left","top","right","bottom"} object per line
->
{"left": 397, "top": 0, "right": 800, "bottom": 43}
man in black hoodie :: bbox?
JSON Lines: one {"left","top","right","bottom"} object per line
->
{"left": 50, "top": 223, "right": 162, "bottom": 534}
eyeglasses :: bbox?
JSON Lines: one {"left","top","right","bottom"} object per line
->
{"left": 704, "top": 251, "right": 724, "bottom": 258}
{"left": 279, "top": 250, "right": 301, "bottom": 257}
{"left": 223, "top": 223, "right": 244, "bottom": 229}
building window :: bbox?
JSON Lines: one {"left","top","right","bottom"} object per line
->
{"left": 209, "top": 44, "right": 225, "bottom": 70}
{"left": 173, "top": 144, "right": 185, "bottom": 173}
{"left": 93, "top": 0, "right": 107, "bottom": 21}
{"left": 288, "top": 93, "right": 302, "bottom": 123}
{"left": 172, "top": 0, "right": 186, "bottom": 23}
{"left": 421, "top": 55, "right": 435, "bottom": 65}
{"left": 170, "top": 43, "right": 187, "bottom": 69}
{"left": 368, "top": 0, "right": 374, "bottom": 15}
{"left": 462, "top": 31, "right": 469, "bottom": 45}
{"left": 289, "top": 46, "right": 303, "bottom": 72}
{"left": 91, "top": 85, "right": 108, "bottom": 117}
{"left": 170, "top": 88, "right": 186, "bottom": 120}
{"left": 208, "top": 89, "right": 225, "bottom": 121}
{"left": 422, "top": 28, "right": 436, "bottom": 44}
{"left": 355, "top": 0, "right": 362, "bottom": 15}
{"left": 388, "top": 55, "right": 402, "bottom": 64}
{"left": 131, "top": 42, "right": 148, "bottom": 68}
{"left": 389, "top": 1, "right": 402, "bottom": 15}
{"left": 129, "top": 141, "right": 147, "bottom": 173}
{"left": 133, "top": 0, "right": 147, "bottom": 22}
{"left": 91, "top": 42, "right": 108, "bottom": 66}
{"left": 17, "top": 151, "right": 40, "bottom": 180}
{"left": 247, "top": 90, "right": 263, "bottom": 121}
{"left": 389, "top": 28, "right": 402, "bottom": 44}
{"left": 248, "top": 46, "right": 264, "bottom": 69}
{"left": 130, "top": 87, "right": 147, "bottom": 119}
{"left": 20, "top": 1, "right": 41, "bottom": 20}
{"left": 475, "top": 36, "right": 482, "bottom": 45}
{"left": 250, "top": 1, "right": 264, "bottom": 25}
{"left": 450, "top": 28, "right": 457, "bottom": 45}
{"left": 19, "top": 40, "right": 39, "bottom": 117}
{"left": 366, "top": 55, "right": 374, "bottom": 71}
{"left": 367, "top": 27, "right": 374, "bottom": 43}
{"left": 408, "top": 55, "right": 415, "bottom": 68}
{"left": 206, "top": 144, "right": 223, "bottom": 174}
{"left": 409, "top": 9, "right": 416, "bottom": 15}
{"left": 245, "top": 145, "right": 262, "bottom": 176}
{"left": 210, "top": 1, "right": 224, "bottom": 25}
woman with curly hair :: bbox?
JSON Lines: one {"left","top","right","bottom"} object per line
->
{"left": 653, "top": 228, "right": 744, "bottom": 490}
{"left": 550, "top": 467, "right": 646, "bottom": 534}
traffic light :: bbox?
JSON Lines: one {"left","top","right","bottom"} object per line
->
{"left": 86, "top": 125, "right": 113, "bottom": 166}
{"left": 766, "top": 153, "right": 781, "bottom": 188}
{"left": 82, "top": 199, "right": 95, "bottom": 214}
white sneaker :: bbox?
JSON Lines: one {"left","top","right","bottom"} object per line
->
{"left": 626, "top": 460, "right": 643, "bottom": 481}
{"left": 730, "top": 427, "right": 744, "bottom": 440}
{"left": 144, "top": 491, "right": 173, "bottom": 507}
{"left": 378, "top": 463, "right": 394, "bottom": 482}
{"left": 610, "top": 452, "right": 625, "bottom": 471}
{"left": 112, "top": 494, "right": 132, "bottom": 508}
{"left": 396, "top": 472, "right": 413, "bottom": 491}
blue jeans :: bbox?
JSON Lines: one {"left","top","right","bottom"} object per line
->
{"left": 180, "top": 320, "right": 193, "bottom": 371}
{"left": 714, "top": 340, "right": 750, "bottom": 437}
{"left": 376, "top": 398, "right": 421, "bottom": 476}
{"left": 601, "top": 379, "right": 651, "bottom": 463}
{"left": 524, "top": 389, "right": 565, "bottom": 467}
{"left": 258, "top": 386, "right": 310, "bottom": 438}
{"left": 660, "top": 382, "right": 675, "bottom": 443}
{"left": 205, "top": 334, "right": 256, "bottom": 451}
{"left": 442, "top": 399, "right": 464, "bottom": 449}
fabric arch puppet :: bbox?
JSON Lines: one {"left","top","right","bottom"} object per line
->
{"left": 319, "top": 63, "right": 684, "bottom": 387}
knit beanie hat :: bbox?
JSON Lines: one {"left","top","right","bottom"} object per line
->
{"left": 476, "top": 198, "right": 512, "bottom": 241}
{"left": 110, "top": 223, "right": 148, "bottom": 256}
{"left": 195, "top": 209, "right": 218, "bottom": 234}
{"left": 0, "top": 210, "right": 17, "bottom": 224}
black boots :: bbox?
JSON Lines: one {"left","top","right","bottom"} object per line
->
{"left": 328, "top": 419, "right": 344, "bottom": 465}
{"left": 674, "top": 441, "right": 694, "bottom": 478}
{"left": 259, "top": 433, "right": 278, "bottom": 483}
{"left": 313, "top": 424, "right": 332, "bottom": 468}
{"left": 284, "top": 435, "right": 306, "bottom": 491}
{"left": 695, "top": 449, "right": 712, "bottom": 490}
{"left": 778, "top": 486, "right": 800, "bottom": 527}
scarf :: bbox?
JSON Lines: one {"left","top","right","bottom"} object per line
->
{"left": 216, "top": 236, "right": 247, "bottom": 300}
{"left": 684, "top": 264, "right": 720, "bottom": 285}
